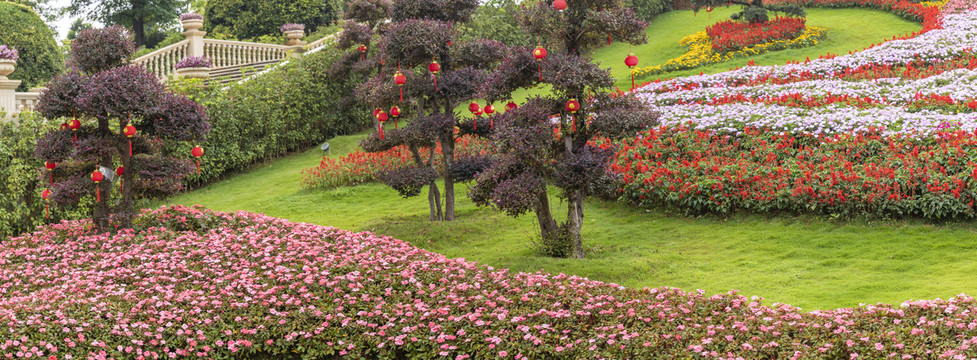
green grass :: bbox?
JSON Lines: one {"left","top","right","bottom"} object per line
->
{"left": 158, "top": 129, "right": 977, "bottom": 312}
{"left": 592, "top": 7, "right": 922, "bottom": 89}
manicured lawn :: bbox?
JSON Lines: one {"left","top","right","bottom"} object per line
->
{"left": 156, "top": 130, "right": 977, "bottom": 311}
{"left": 593, "top": 7, "right": 922, "bottom": 89}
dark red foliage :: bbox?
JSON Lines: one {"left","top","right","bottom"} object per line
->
{"left": 345, "top": 0, "right": 392, "bottom": 24}
{"left": 76, "top": 65, "right": 167, "bottom": 120}
{"left": 68, "top": 26, "right": 135, "bottom": 74}
{"left": 380, "top": 19, "right": 454, "bottom": 69}
{"left": 35, "top": 70, "right": 88, "bottom": 120}
{"left": 451, "top": 40, "right": 508, "bottom": 69}
{"left": 390, "top": 0, "right": 478, "bottom": 23}
{"left": 337, "top": 21, "right": 374, "bottom": 50}
{"left": 379, "top": 165, "right": 438, "bottom": 198}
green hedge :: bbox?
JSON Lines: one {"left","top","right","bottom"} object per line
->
{"left": 204, "top": 0, "right": 341, "bottom": 40}
{"left": 0, "top": 1, "right": 63, "bottom": 91}
{"left": 0, "top": 112, "right": 92, "bottom": 239}
{"left": 169, "top": 45, "right": 370, "bottom": 185}
{"left": 629, "top": 0, "right": 672, "bottom": 22}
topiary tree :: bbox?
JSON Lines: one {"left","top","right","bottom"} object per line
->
{"left": 205, "top": 0, "right": 340, "bottom": 40}
{"left": 469, "top": 0, "right": 657, "bottom": 258}
{"left": 0, "top": 1, "right": 63, "bottom": 91}
{"left": 34, "top": 26, "right": 210, "bottom": 231}
{"left": 353, "top": 0, "right": 507, "bottom": 222}
{"left": 691, "top": 0, "right": 805, "bottom": 24}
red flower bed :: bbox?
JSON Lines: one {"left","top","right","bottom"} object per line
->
{"left": 611, "top": 125, "right": 977, "bottom": 220}
{"left": 707, "top": 17, "right": 808, "bottom": 53}
{"left": 301, "top": 135, "right": 491, "bottom": 189}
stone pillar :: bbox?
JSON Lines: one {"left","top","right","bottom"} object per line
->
{"left": 288, "top": 45, "right": 307, "bottom": 59}
{"left": 181, "top": 18, "right": 207, "bottom": 58}
{"left": 0, "top": 79, "right": 21, "bottom": 120}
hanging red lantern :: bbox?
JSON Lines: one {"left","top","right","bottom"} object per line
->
{"left": 116, "top": 166, "right": 124, "bottom": 194}
{"left": 191, "top": 146, "right": 204, "bottom": 174}
{"left": 484, "top": 104, "right": 495, "bottom": 115}
{"left": 533, "top": 46, "right": 547, "bottom": 81}
{"left": 41, "top": 189, "right": 51, "bottom": 219}
{"left": 553, "top": 0, "right": 567, "bottom": 11}
{"left": 376, "top": 110, "right": 388, "bottom": 140}
{"left": 506, "top": 102, "right": 518, "bottom": 111}
{"left": 390, "top": 106, "right": 401, "bottom": 129}
{"left": 124, "top": 125, "right": 136, "bottom": 156}
{"left": 625, "top": 53, "right": 639, "bottom": 90}
{"left": 358, "top": 44, "right": 367, "bottom": 60}
{"left": 44, "top": 161, "right": 56, "bottom": 186}
{"left": 393, "top": 71, "right": 407, "bottom": 102}
{"left": 69, "top": 118, "right": 81, "bottom": 141}
{"left": 706, "top": 5, "right": 713, "bottom": 12}
{"left": 468, "top": 101, "right": 480, "bottom": 114}
{"left": 91, "top": 169, "right": 103, "bottom": 202}
{"left": 429, "top": 60, "right": 440, "bottom": 92}
{"left": 566, "top": 98, "right": 580, "bottom": 131}
{"left": 373, "top": 108, "right": 382, "bottom": 118}
{"left": 60, "top": 122, "right": 69, "bottom": 130}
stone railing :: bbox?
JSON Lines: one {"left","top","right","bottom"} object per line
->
{"left": 14, "top": 91, "right": 40, "bottom": 113}
{"left": 132, "top": 40, "right": 190, "bottom": 79}
{"left": 203, "top": 40, "right": 292, "bottom": 69}
{"left": 306, "top": 36, "right": 334, "bottom": 52}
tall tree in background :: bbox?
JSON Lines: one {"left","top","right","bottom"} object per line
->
{"left": 691, "top": 0, "right": 805, "bottom": 23}
{"left": 469, "top": 0, "right": 655, "bottom": 258}
{"left": 67, "top": 18, "right": 93, "bottom": 40}
{"left": 63, "top": 0, "right": 187, "bottom": 47}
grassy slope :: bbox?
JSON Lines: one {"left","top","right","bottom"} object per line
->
{"left": 159, "top": 129, "right": 977, "bottom": 311}
{"left": 157, "top": 9, "right": 960, "bottom": 311}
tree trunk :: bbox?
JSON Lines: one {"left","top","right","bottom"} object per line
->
{"left": 132, "top": 6, "right": 146, "bottom": 48}
{"left": 534, "top": 190, "right": 559, "bottom": 243}
{"left": 564, "top": 130, "right": 586, "bottom": 259}
{"left": 427, "top": 148, "right": 443, "bottom": 221}
{"left": 116, "top": 119, "right": 134, "bottom": 229}
{"left": 441, "top": 110, "right": 455, "bottom": 221}
{"left": 92, "top": 118, "right": 112, "bottom": 231}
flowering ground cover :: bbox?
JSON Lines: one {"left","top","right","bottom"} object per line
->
{"left": 707, "top": 17, "right": 809, "bottom": 53}
{"left": 3, "top": 204, "right": 977, "bottom": 359}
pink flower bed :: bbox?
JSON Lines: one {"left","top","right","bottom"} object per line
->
{"left": 2, "top": 205, "right": 977, "bottom": 359}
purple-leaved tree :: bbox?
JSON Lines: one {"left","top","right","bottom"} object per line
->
{"left": 469, "top": 0, "right": 657, "bottom": 258}
{"left": 34, "top": 26, "right": 209, "bottom": 231}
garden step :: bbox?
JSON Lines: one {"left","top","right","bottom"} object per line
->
{"left": 207, "top": 59, "right": 283, "bottom": 84}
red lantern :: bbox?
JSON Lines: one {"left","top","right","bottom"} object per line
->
{"left": 41, "top": 189, "right": 51, "bottom": 219}
{"left": 390, "top": 106, "right": 401, "bottom": 128}
{"left": 706, "top": 5, "right": 713, "bottom": 12}
{"left": 429, "top": 60, "right": 440, "bottom": 92}
{"left": 116, "top": 166, "right": 125, "bottom": 194}
{"left": 124, "top": 125, "right": 136, "bottom": 156}
{"left": 506, "top": 102, "right": 518, "bottom": 111}
{"left": 533, "top": 46, "right": 547, "bottom": 81}
{"left": 69, "top": 118, "right": 81, "bottom": 141}
{"left": 358, "top": 44, "right": 367, "bottom": 60}
{"left": 566, "top": 98, "right": 580, "bottom": 113}
{"left": 44, "top": 161, "right": 56, "bottom": 186}
{"left": 376, "top": 110, "right": 388, "bottom": 140}
{"left": 553, "top": 0, "right": 567, "bottom": 11}
{"left": 484, "top": 104, "right": 495, "bottom": 115}
{"left": 373, "top": 108, "right": 382, "bottom": 118}
{"left": 468, "top": 101, "right": 480, "bottom": 114}
{"left": 625, "top": 53, "right": 639, "bottom": 90}
{"left": 191, "top": 146, "right": 204, "bottom": 174}
{"left": 393, "top": 71, "right": 407, "bottom": 102}
{"left": 91, "top": 169, "right": 103, "bottom": 202}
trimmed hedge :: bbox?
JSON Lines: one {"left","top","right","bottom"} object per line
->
{"left": 629, "top": 0, "right": 672, "bottom": 22}
{"left": 0, "top": 112, "right": 92, "bottom": 239}
{"left": 169, "top": 45, "right": 371, "bottom": 185}
{"left": 0, "top": 1, "right": 63, "bottom": 91}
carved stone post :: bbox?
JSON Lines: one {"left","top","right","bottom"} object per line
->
{"left": 0, "top": 58, "right": 20, "bottom": 120}
{"left": 181, "top": 15, "right": 207, "bottom": 58}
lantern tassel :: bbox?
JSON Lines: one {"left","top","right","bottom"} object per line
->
{"left": 399, "top": 87, "right": 403, "bottom": 102}
{"left": 96, "top": 185, "right": 100, "bottom": 203}
{"left": 490, "top": 119, "right": 494, "bottom": 129}
{"left": 631, "top": 72, "right": 635, "bottom": 90}
{"left": 45, "top": 202, "right": 49, "bottom": 219}
{"left": 573, "top": 116, "right": 576, "bottom": 132}
{"left": 608, "top": 35, "right": 611, "bottom": 45}
{"left": 538, "top": 65, "right": 542, "bottom": 81}
{"left": 433, "top": 75, "right": 438, "bottom": 92}
{"left": 50, "top": 172, "right": 53, "bottom": 186}
{"left": 379, "top": 124, "right": 385, "bottom": 140}
{"left": 394, "top": 117, "right": 398, "bottom": 129}
{"left": 473, "top": 117, "right": 477, "bottom": 130}
{"left": 128, "top": 139, "right": 132, "bottom": 156}
{"left": 196, "top": 160, "right": 200, "bottom": 174}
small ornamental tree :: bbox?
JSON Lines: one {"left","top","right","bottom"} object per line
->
{"left": 469, "top": 0, "right": 657, "bottom": 258}
{"left": 34, "top": 26, "right": 209, "bottom": 231}
{"left": 353, "top": 0, "right": 505, "bottom": 222}
{"left": 691, "top": 0, "right": 805, "bottom": 24}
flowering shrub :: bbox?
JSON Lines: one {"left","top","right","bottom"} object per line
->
{"left": 0, "top": 44, "right": 17, "bottom": 61}
{"left": 179, "top": 13, "right": 204, "bottom": 21}
{"left": 301, "top": 135, "right": 492, "bottom": 189}
{"left": 611, "top": 125, "right": 977, "bottom": 219}
{"left": 707, "top": 17, "right": 807, "bottom": 53}
{"left": 2, "top": 204, "right": 977, "bottom": 359}
{"left": 942, "top": 0, "right": 976, "bottom": 13}
{"left": 280, "top": 23, "right": 306, "bottom": 32}
{"left": 634, "top": 26, "right": 827, "bottom": 76}
{"left": 175, "top": 56, "right": 212, "bottom": 69}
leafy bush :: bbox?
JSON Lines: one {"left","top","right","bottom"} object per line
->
{"left": 456, "top": 0, "right": 531, "bottom": 46}
{"left": 6, "top": 204, "right": 977, "bottom": 358}
{"left": 69, "top": 26, "right": 135, "bottom": 74}
{"left": 379, "top": 165, "right": 438, "bottom": 198}
{"left": 169, "top": 45, "right": 371, "bottom": 185}
{"left": 0, "top": 1, "right": 63, "bottom": 91}
{"left": 0, "top": 112, "right": 92, "bottom": 239}
{"left": 204, "top": 0, "right": 340, "bottom": 40}
{"left": 628, "top": 0, "right": 672, "bottom": 22}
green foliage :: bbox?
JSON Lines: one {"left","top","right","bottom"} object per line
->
{"left": 66, "top": 18, "right": 92, "bottom": 40}
{"left": 628, "top": 0, "right": 671, "bottom": 21}
{"left": 169, "top": 46, "right": 371, "bottom": 185}
{"left": 0, "top": 112, "right": 92, "bottom": 239}
{"left": 63, "top": 0, "right": 188, "bottom": 47}
{"left": 0, "top": 1, "right": 63, "bottom": 91}
{"left": 204, "top": 0, "right": 340, "bottom": 40}
{"left": 457, "top": 0, "right": 531, "bottom": 47}
{"left": 132, "top": 31, "right": 183, "bottom": 58}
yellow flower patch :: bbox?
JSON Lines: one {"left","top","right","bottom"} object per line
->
{"left": 633, "top": 26, "right": 829, "bottom": 77}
